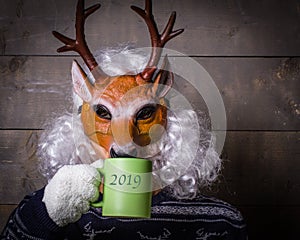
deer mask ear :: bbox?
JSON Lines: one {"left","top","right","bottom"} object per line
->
{"left": 152, "top": 56, "right": 174, "bottom": 98}
{"left": 71, "top": 60, "right": 94, "bottom": 102}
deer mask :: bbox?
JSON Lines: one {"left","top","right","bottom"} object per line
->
{"left": 53, "top": 0, "right": 183, "bottom": 159}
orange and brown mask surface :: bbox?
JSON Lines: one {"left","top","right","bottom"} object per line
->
{"left": 53, "top": 0, "right": 184, "bottom": 159}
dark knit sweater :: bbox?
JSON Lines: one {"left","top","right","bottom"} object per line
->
{"left": 1, "top": 188, "right": 247, "bottom": 239}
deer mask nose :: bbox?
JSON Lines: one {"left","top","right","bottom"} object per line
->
{"left": 110, "top": 147, "right": 137, "bottom": 158}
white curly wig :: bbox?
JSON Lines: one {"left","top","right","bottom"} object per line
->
{"left": 37, "top": 46, "right": 222, "bottom": 199}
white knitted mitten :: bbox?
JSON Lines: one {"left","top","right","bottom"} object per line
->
{"left": 42, "top": 164, "right": 101, "bottom": 226}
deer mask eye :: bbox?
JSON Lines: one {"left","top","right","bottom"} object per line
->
{"left": 93, "top": 104, "right": 112, "bottom": 120}
{"left": 136, "top": 105, "right": 157, "bottom": 121}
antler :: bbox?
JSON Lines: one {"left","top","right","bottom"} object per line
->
{"left": 53, "top": 0, "right": 107, "bottom": 77}
{"left": 131, "top": 0, "right": 184, "bottom": 81}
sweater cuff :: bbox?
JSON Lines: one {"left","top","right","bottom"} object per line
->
{"left": 19, "top": 188, "right": 64, "bottom": 237}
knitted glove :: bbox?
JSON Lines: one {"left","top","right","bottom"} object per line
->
{"left": 42, "top": 164, "right": 101, "bottom": 227}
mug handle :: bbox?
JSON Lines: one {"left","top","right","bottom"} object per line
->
{"left": 90, "top": 168, "right": 104, "bottom": 208}
{"left": 91, "top": 200, "right": 103, "bottom": 208}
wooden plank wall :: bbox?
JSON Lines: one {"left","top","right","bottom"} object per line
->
{"left": 0, "top": 0, "right": 299, "bottom": 239}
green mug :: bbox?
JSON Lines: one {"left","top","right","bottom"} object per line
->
{"left": 91, "top": 158, "right": 153, "bottom": 218}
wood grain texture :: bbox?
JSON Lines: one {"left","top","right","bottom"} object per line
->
{"left": 210, "top": 131, "right": 300, "bottom": 206}
{"left": 0, "top": 56, "right": 73, "bottom": 129}
{"left": 0, "top": 56, "right": 299, "bottom": 130}
{"left": 239, "top": 206, "right": 300, "bottom": 239}
{"left": 0, "top": 130, "right": 46, "bottom": 204}
{"left": 0, "top": 0, "right": 299, "bottom": 56}
{"left": 0, "top": 205, "right": 17, "bottom": 232}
